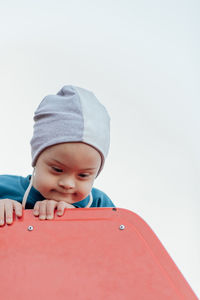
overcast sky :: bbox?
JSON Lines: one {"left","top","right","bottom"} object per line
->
{"left": 0, "top": 0, "right": 199, "bottom": 296}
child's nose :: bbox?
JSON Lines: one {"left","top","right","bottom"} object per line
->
{"left": 58, "top": 176, "right": 75, "bottom": 189}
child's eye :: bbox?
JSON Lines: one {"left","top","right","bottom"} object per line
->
{"left": 79, "top": 173, "right": 90, "bottom": 178}
{"left": 52, "top": 166, "right": 63, "bottom": 173}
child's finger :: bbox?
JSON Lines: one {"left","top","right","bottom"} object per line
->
{"left": 38, "top": 201, "right": 48, "bottom": 220}
{"left": 46, "top": 200, "right": 57, "bottom": 219}
{"left": 0, "top": 201, "right": 5, "bottom": 226}
{"left": 56, "top": 201, "right": 67, "bottom": 216}
{"left": 65, "top": 203, "right": 76, "bottom": 209}
{"left": 5, "top": 200, "right": 13, "bottom": 224}
{"left": 13, "top": 201, "right": 23, "bottom": 217}
{"left": 33, "top": 201, "right": 40, "bottom": 216}
{"left": 57, "top": 201, "right": 75, "bottom": 216}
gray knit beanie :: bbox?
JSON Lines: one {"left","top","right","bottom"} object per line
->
{"left": 30, "top": 85, "right": 110, "bottom": 174}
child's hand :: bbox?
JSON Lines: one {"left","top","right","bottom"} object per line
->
{"left": 0, "top": 199, "right": 23, "bottom": 226}
{"left": 33, "top": 200, "right": 75, "bottom": 220}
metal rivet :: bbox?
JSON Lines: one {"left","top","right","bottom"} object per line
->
{"left": 119, "top": 224, "right": 125, "bottom": 230}
{"left": 27, "top": 225, "right": 34, "bottom": 231}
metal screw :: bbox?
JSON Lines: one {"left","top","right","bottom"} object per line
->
{"left": 27, "top": 225, "right": 34, "bottom": 231}
{"left": 119, "top": 224, "right": 125, "bottom": 230}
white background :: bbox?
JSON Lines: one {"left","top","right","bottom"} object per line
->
{"left": 0, "top": 0, "right": 199, "bottom": 296}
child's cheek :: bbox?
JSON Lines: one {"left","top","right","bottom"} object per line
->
{"left": 33, "top": 174, "right": 48, "bottom": 193}
{"left": 80, "top": 181, "right": 94, "bottom": 196}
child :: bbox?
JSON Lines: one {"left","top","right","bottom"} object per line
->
{"left": 0, "top": 85, "right": 115, "bottom": 226}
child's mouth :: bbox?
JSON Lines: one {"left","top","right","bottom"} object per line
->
{"left": 51, "top": 189, "right": 76, "bottom": 197}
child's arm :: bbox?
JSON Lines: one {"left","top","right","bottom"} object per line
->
{"left": 33, "top": 200, "right": 75, "bottom": 220}
{"left": 0, "top": 199, "right": 22, "bottom": 226}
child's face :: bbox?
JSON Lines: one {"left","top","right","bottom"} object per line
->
{"left": 32, "top": 142, "right": 101, "bottom": 204}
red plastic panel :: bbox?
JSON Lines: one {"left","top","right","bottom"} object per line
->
{"left": 0, "top": 208, "right": 198, "bottom": 299}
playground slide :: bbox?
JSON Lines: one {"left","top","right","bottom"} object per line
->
{"left": 0, "top": 208, "right": 198, "bottom": 299}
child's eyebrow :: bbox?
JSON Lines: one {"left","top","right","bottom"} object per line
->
{"left": 79, "top": 168, "right": 97, "bottom": 171}
{"left": 50, "top": 159, "right": 97, "bottom": 171}
{"left": 50, "top": 159, "right": 65, "bottom": 166}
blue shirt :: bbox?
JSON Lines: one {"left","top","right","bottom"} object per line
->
{"left": 0, "top": 175, "right": 115, "bottom": 208}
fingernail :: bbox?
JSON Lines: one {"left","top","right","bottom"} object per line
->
{"left": 0, "top": 220, "right": 4, "bottom": 226}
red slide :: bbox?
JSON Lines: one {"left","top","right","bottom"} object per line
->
{"left": 0, "top": 208, "right": 198, "bottom": 299}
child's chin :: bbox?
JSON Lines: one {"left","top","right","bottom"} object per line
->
{"left": 46, "top": 190, "right": 85, "bottom": 204}
{"left": 51, "top": 196, "right": 81, "bottom": 204}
